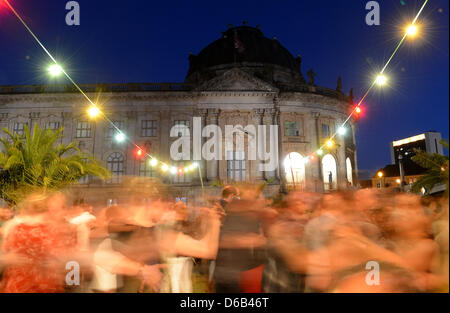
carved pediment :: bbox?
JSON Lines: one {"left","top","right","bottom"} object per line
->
{"left": 195, "top": 68, "right": 278, "bottom": 92}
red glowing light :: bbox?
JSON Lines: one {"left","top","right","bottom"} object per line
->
{"left": 355, "top": 106, "right": 361, "bottom": 114}
{"left": 136, "top": 148, "right": 143, "bottom": 157}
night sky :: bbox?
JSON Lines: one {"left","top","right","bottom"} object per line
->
{"left": 0, "top": 0, "right": 448, "bottom": 178}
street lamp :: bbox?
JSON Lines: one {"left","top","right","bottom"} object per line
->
{"left": 377, "top": 171, "right": 383, "bottom": 188}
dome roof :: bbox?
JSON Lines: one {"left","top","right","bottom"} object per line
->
{"left": 186, "top": 25, "right": 302, "bottom": 83}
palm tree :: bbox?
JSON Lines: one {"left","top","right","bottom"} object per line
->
{"left": 0, "top": 124, "right": 110, "bottom": 205}
{"left": 411, "top": 139, "right": 449, "bottom": 197}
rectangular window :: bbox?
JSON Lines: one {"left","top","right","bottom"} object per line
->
{"left": 139, "top": 158, "right": 156, "bottom": 178}
{"left": 13, "top": 122, "right": 27, "bottom": 137}
{"left": 227, "top": 151, "right": 246, "bottom": 182}
{"left": 141, "top": 120, "right": 158, "bottom": 137}
{"left": 106, "top": 120, "right": 125, "bottom": 138}
{"left": 173, "top": 120, "right": 190, "bottom": 137}
{"left": 107, "top": 152, "right": 124, "bottom": 184}
{"left": 46, "top": 121, "right": 61, "bottom": 130}
{"left": 76, "top": 121, "right": 92, "bottom": 138}
{"left": 285, "top": 121, "right": 300, "bottom": 136}
{"left": 321, "top": 124, "right": 330, "bottom": 138}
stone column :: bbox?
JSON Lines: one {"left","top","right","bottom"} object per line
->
{"left": 29, "top": 112, "right": 40, "bottom": 132}
{"left": 126, "top": 111, "right": 138, "bottom": 176}
{"left": 206, "top": 109, "right": 220, "bottom": 182}
{"left": 253, "top": 108, "right": 265, "bottom": 181}
{"left": 313, "top": 112, "right": 324, "bottom": 192}
{"left": 195, "top": 109, "right": 208, "bottom": 184}
{"left": 61, "top": 112, "right": 73, "bottom": 146}
{"left": 336, "top": 119, "right": 346, "bottom": 190}
{"left": 350, "top": 123, "right": 359, "bottom": 186}
{"left": 263, "top": 108, "right": 278, "bottom": 181}
{"left": 159, "top": 110, "right": 171, "bottom": 162}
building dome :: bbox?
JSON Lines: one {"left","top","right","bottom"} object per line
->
{"left": 186, "top": 24, "right": 305, "bottom": 86}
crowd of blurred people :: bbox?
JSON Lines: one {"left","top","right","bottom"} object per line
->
{"left": 0, "top": 184, "right": 448, "bottom": 293}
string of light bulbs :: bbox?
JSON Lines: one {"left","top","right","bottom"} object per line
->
{"left": 300, "top": 0, "right": 428, "bottom": 166}
{"left": 3, "top": 0, "right": 201, "bottom": 176}
{"left": 3, "top": 0, "right": 428, "bottom": 178}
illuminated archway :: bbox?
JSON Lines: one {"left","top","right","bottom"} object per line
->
{"left": 346, "top": 157, "right": 353, "bottom": 186}
{"left": 284, "top": 152, "right": 306, "bottom": 186}
{"left": 322, "top": 154, "right": 337, "bottom": 191}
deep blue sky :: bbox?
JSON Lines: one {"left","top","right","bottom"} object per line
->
{"left": 0, "top": 0, "right": 448, "bottom": 177}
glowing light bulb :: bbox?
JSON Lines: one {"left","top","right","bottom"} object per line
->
{"left": 48, "top": 64, "right": 63, "bottom": 76}
{"left": 87, "top": 106, "right": 101, "bottom": 118}
{"left": 150, "top": 158, "right": 158, "bottom": 167}
{"left": 406, "top": 24, "right": 418, "bottom": 37}
{"left": 170, "top": 166, "right": 177, "bottom": 174}
{"left": 355, "top": 106, "right": 361, "bottom": 114}
{"left": 326, "top": 140, "right": 334, "bottom": 148}
{"left": 377, "top": 171, "right": 383, "bottom": 178}
{"left": 161, "top": 164, "right": 169, "bottom": 172}
{"left": 375, "top": 74, "right": 387, "bottom": 86}
{"left": 192, "top": 162, "right": 199, "bottom": 168}
{"left": 338, "top": 127, "right": 346, "bottom": 135}
{"left": 316, "top": 149, "right": 324, "bottom": 156}
{"left": 115, "top": 132, "right": 125, "bottom": 142}
{"left": 136, "top": 149, "right": 143, "bottom": 157}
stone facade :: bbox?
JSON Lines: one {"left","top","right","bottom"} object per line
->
{"left": 0, "top": 26, "right": 359, "bottom": 207}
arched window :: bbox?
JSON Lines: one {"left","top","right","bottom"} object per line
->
{"left": 107, "top": 152, "right": 124, "bottom": 184}
{"left": 322, "top": 154, "right": 337, "bottom": 191}
{"left": 284, "top": 152, "right": 306, "bottom": 187}
{"left": 346, "top": 157, "right": 353, "bottom": 186}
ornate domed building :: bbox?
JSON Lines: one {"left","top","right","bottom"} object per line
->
{"left": 0, "top": 24, "right": 358, "bottom": 206}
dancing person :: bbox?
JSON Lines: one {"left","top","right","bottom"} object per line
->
{"left": 0, "top": 192, "right": 77, "bottom": 293}
{"left": 214, "top": 186, "right": 267, "bottom": 293}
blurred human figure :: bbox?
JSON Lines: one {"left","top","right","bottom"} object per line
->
{"left": 214, "top": 186, "right": 267, "bottom": 293}
{"left": 0, "top": 192, "right": 77, "bottom": 293}
{"left": 161, "top": 201, "right": 194, "bottom": 293}
{"left": 89, "top": 204, "right": 164, "bottom": 293}
{"left": 90, "top": 197, "right": 221, "bottom": 293}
